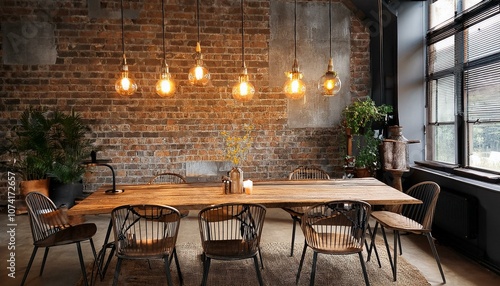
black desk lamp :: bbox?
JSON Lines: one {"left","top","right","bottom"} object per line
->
{"left": 82, "top": 151, "right": 123, "bottom": 193}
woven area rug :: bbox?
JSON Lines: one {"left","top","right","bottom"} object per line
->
{"left": 79, "top": 242, "right": 429, "bottom": 286}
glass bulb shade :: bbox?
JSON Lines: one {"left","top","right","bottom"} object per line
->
{"left": 283, "top": 71, "right": 306, "bottom": 99}
{"left": 115, "top": 71, "right": 137, "bottom": 96}
{"left": 232, "top": 74, "right": 255, "bottom": 102}
{"left": 156, "top": 73, "right": 176, "bottom": 97}
{"left": 188, "top": 64, "right": 210, "bottom": 86}
{"left": 319, "top": 72, "right": 341, "bottom": 96}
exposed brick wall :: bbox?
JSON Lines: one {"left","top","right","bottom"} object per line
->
{"left": 0, "top": 0, "right": 370, "bottom": 199}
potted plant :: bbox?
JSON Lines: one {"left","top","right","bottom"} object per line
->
{"left": 1, "top": 107, "right": 55, "bottom": 199}
{"left": 353, "top": 130, "right": 381, "bottom": 177}
{"left": 341, "top": 98, "right": 392, "bottom": 177}
{"left": 342, "top": 97, "right": 391, "bottom": 135}
{"left": 48, "top": 110, "right": 95, "bottom": 208}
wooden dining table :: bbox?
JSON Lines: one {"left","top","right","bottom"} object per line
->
{"left": 68, "top": 177, "right": 420, "bottom": 216}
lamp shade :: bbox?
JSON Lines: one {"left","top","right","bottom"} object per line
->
{"left": 115, "top": 65, "right": 137, "bottom": 97}
{"left": 156, "top": 67, "right": 176, "bottom": 97}
{"left": 283, "top": 59, "right": 306, "bottom": 99}
{"left": 319, "top": 58, "right": 341, "bottom": 96}
{"left": 232, "top": 68, "right": 255, "bottom": 102}
{"left": 283, "top": 73, "right": 306, "bottom": 99}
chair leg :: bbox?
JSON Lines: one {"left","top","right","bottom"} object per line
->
{"left": 89, "top": 238, "right": 97, "bottom": 260}
{"left": 77, "top": 242, "right": 89, "bottom": 286}
{"left": 112, "top": 258, "right": 123, "bottom": 286}
{"left": 163, "top": 256, "right": 174, "bottom": 286}
{"left": 290, "top": 216, "right": 298, "bottom": 256}
{"left": 425, "top": 232, "right": 446, "bottom": 284}
{"left": 39, "top": 247, "right": 50, "bottom": 276}
{"left": 366, "top": 223, "right": 381, "bottom": 267}
{"left": 379, "top": 226, "right": 396, "bottom": 280}
{"left": 309, "top": 251, "right": 319, "bottom": 286}
{"left": 358, "top": 252, "right": 370, "bottom": 286}
{"left": 173, "top": 248, "right": 184, "bottom": 285}
{"left": 20, "top": 246, "right": 39, "bottom": 286}
{"left": 201, "top": 256, "right": 211, "bottom": 286}
{"left": 258, "top": 246, "right": 264, "bottom": 269}
{"left": 253, "top": 255, "right": 264, "bottom": 286}
{"left": 296, "top": 242, "right": 308, "bottom": 284}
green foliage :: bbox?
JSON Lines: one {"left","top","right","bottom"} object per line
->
{"left": 2, "top": 108, "right": 94, "bottom": 183}
{"left": 341, "top": 98, "right": 392, "bottom": 173}
{"left": 353, "top": 130, "right": 381, "bottom": 170}
{"left": 342, "top": 98, "right": 393, "bottom": 135}
{"left": 2, "top": 107, "right": 55, "bottom": 180}
{"left": 221, "top": 124, "right": 254, "bottom": 166}
{"left": 49, "top": 110, "right": 94, "bottom": 184}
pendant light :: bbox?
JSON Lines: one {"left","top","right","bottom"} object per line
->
{"left": 188, "top": 0, "right": 210, "bottom": 86}
{"left": 115, "top": 0, "right": 137, "bottom": 97}
{"left": 232, "top": 0, "right": 255, "bottom": 102}
{"left": 283, "top": 0, "right": 306, "bottom": 100}
{"left": 156, "top": 0, "right": 176, "bottom": 97}
{"left": 318, "top": 0, "right": 341, "bottom": 96}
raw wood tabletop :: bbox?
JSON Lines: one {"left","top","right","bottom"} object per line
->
{"left": 68, "top": 177, "right": 420, "bottom": 216}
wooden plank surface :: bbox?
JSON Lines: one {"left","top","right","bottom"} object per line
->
{"left": 68, "top": 177, "right": 420, "bottom": 216}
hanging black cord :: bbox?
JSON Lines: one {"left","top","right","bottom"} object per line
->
{"left": 329, "top": 0, "right": 332, "bottom": 58}
{"left": 197, "top": 0, "right": 201, "bottom": 43}
{"left": 241, "top": 0, "right": 245, "bottom": 67}
{"left": 161, "top": 0, "right": 166, "bottom": 62}
{"left": 294, "top": 0, "right": 297, "bottom": 60}
{"left": 120, "top": 0, "right": 125, "bottom": 56}
{"left": 378, "top": 0, "right": 384, "bottom": 98}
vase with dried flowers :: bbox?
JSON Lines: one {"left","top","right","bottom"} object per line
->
{"left": 221, "top": 124, "right": 254, "bottom": 193}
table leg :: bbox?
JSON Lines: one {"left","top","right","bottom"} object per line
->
{"left": 95, "top": 219, "right": 115, "bottom": 280}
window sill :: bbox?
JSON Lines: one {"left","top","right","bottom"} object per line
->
{"left": 415, "top": 161, "right": 500, "bottom": 184}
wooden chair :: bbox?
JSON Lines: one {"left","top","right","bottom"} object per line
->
{"left": 198, "top": 203, "right": 266, "bottom": 286}
{"left": 21, "top": 192, "right": 97, "bottom": 286}
{"left": 110, "top": 204, "right": 183, "bottom": 286}
{"left": 283, "top": 166, "right": 330, "bottom": 256}
{"left": 148, "top": 172, "right": 187, "bottom": 185}
{"left": 368, "top": 181, "right": 446, "bottom": 283}
{"left": 148, "top": 172, "right": 190, "bottom": 218}
{"left": 296, "top": 200, "right": 372, "bottom": 286}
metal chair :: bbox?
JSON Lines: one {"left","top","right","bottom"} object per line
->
{"left": 296, "top": 200, "right": 372, "bottom": 286}
{"left": 282, "top": 166, "right": 330, "bottom": 256}
{"left": 21, "top": 192, "right": 97, "bottom": 286}
{"left": 110, "top": 204, "right": 183, "bottom": 286}
{"left": 148, "top": 172, "right": 190, "bottom": 218}
{"left": 368, "top": 181, "right": 446, "bottom": 283}
{"left": 198, "top": 203, "right": 266, "bottom": 286}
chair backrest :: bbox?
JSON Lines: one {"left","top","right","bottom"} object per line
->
{"left": 301, "top": 200, "right": 371, "bottom": 252}
{"left": 198, "top": 203, "right": 266, "bottom": 256}
{"left": 401, "top": 181, "right": 441, "bottom": 230}
{"left": 148, "top": 172, "right": 187, "bottom": 184}
{"left": 288, "top": 166, "right": 330, "bottom": 180}
{"left": 25, "top": 192, "right": 70, "bottom": 243}
{"left": 111, "top": 204, "right": 181, "bottom": 258}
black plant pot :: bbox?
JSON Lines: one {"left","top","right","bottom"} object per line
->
{"left": 49, "top": 181, "right": 82, "bottom": 208}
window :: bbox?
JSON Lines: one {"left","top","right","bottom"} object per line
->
{"left": 427, "top": 0, "right": 500, "bottom": 173}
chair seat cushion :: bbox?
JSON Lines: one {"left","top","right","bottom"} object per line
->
{"left": 36, "top": 223, "right": 97, "bottom": 247}
{"left": 203, "top": 239, "right": 258, "bottom": 259}
{"left": 371, "top": 211, "right": 425, "bottom": 232}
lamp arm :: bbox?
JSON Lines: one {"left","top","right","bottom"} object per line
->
{"left": 99, "top": 163, "right": 117, "bottom": 193}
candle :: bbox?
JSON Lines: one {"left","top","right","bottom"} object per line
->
{"left": 243, "top": 179, "right": 253, "bottom": 194}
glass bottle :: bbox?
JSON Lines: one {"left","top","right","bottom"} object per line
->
{"left": 229, "top": 167, "right": 243, "bottom": 194}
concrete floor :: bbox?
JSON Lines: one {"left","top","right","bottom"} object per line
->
{"left": 2, "top": 208, "right": 500, "bottom": 286}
